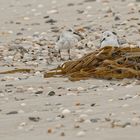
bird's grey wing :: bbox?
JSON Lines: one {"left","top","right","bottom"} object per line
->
{"left": 117, "top": 38, "right": 127, "bottom": 45}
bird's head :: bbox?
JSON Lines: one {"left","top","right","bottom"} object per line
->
{"left": 100, "top": 31, "right": 119, "bottom": 48}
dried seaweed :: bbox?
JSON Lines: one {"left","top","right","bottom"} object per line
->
{"left": 44, "top": 46, "right": 140, "bottom": 81}
{"left": 0, "top": 68, "right": 33, "bottom": 74}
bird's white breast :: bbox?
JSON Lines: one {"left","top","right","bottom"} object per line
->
{"left": 101, "top": 38, "right": 119, "bottom": 48}
{"left": 56, "top": 32, "right": 79, "bottom": 50}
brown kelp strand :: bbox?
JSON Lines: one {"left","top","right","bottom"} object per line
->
{"left": 0, "top": 68, "right": 33, "bottom": 74}
{"left": 44, "top": 46, "right": 140, "bottom": 81}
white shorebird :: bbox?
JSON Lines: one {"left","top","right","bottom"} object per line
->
{"left": 55, "top": 29, "right": 83, "bottom": 60}
{"left": 100, "top": 31, "right": 119, "bottom": 48}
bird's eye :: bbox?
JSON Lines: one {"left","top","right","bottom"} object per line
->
{"left": 107, "top": 34, "right": 110, "bottom": 37}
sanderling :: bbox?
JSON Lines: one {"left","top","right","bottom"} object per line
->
{"left": 100, "top": 31, "right": 119, "bottom": 48}
{"left": 55, "top": 29, "right": 83, "bottom": 60}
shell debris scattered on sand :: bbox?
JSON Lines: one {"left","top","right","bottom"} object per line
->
{"left": 1, "top": 0, "right": 140, "bottom": 139}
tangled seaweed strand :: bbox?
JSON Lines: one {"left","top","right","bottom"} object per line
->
{"left": 0, "top": 69, "right": 33, "bottom": 74}
{"left": 44, "top": 46, "right": 140, "bottom": 81}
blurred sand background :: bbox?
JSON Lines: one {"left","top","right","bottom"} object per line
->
{"left": 0, "top": 0, "right": 140, "bottom": 140}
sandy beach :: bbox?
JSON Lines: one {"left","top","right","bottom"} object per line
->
{"left": 0, "top": 0, "right": 140, "bottom": 139}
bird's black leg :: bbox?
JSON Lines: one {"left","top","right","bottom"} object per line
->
{"left": 68, "top": 49, "right": 71, "bottom": 60}
{"left": 59, "top": 49, "right": 64, "bottom": 61}
{"left": 58, "top": 49, "right": 62, "bottom": 59}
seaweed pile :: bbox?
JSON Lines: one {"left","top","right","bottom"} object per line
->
{"left": 44, "top": 46, "right": 140, "bottom": 81}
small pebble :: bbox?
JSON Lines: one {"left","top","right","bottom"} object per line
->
{"left": 35, "top": 91, "right": 43, "bottom": 95}
{"left": 90, "top": 118, "right": 100, "bottom": 123}
{"left": 91, "top": 103, "right": 96, "bottom": 107}
{"left": 6, "top": 111, "right": 18, "bottom": 115}
{"left": 47, "top": 128, "right": 52, "bottom": 133}
{"left": 74, "top": 124, "right": 80, "bottom": 128}
{"left": 28, "top": 117, "right": 40, "bottom": 122}
{"left": 60, "top": 132, "right": 65, "bottom": 136}
{"left": 48, "top": 91, "right": 55, "bottom": 96}
{"left": 114, "top": 15, "right": 121, "bottom": 21}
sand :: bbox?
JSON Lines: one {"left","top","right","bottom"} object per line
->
{"left": 0, "top": 0, "right": 140, "bottom": 139}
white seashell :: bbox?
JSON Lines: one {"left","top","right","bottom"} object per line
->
{"left": 77, "top": 87, "right": 85, "bottom": 91}
{"left": 76, "top": 131, "right": 86, "bottom": 137}
{"left": 34, "top": 12, "right": 42, "bottom": 16}
{"left": 132, "top": 117, "right": 140, "bottom": 122}
{"left": 3, "top": 76, "right": 19, "bottom": 81}
{"left": 37, "top": 4, "right": 44, "bottom": 8}
{"left": 23, "top": 17, "right": 30, "bottom": 20}
{"left": 62, "top": 109, "right": 71, "bottom": 115}
{"left": 47, "top": 10, "right": 58, "bottom": 14}
{"left": 18, "top": 126, "right": 23, "bottom": 130}
{"left": 28, "top": 87, "right": 34, "bottom": 92}
{"left": 18, "top": 110, "right": 25, "bottom": 114}
{"left": 95, "top": 127, "right": 100, "bottom": 130}
{"left": 31, "top": 9, "right": 36, "bottom": 12}
{"left": 122, "top": 104, "right": 129, "bottom": 107}
{"left": 79, "top": 114, "right": 88, "bottom": 120}
{"left": 52, "top": 1, "right": 57, "bottom": 4}
{"left": 8, "top": 30, "right": 13, "bottom": 34}
{"left": 86, "top": 6, "right": 92, "bottom": 10}
{"left": 108, "top": 99, "right": 114, "bottom": 102}
{"left": 84, "top": 109, "right": 93, "bottom": 113}
{"left": 127, "top": 3, "right": 136, "bottom": 8}
{"left": 34, "top": 71, "right": 42, "bottom": 76}
{"left": 106, "top": 87, "right": 114, "bottom": 91}
{"left": 4, "top": 56, "right": 13, "bottom": 62}
{"left": 84, "top": 119, "right": 91, "bottom": 123}
{"left": 20, "top": 103, "right": 26, "bottom": 106}
{"left": 19, "top": 122, "right": 27, "bottom": 126}
{"left": 86, "top": 14, "right": 93, "bottom": 18}
{"left": 125, "top": 85, "right": 133, "bottom": 88}
{"left": 0, "top": 93, "right": 5, "bottom": 97}
{"left": 133, "top": 95, "right": 138, "bottom": 99}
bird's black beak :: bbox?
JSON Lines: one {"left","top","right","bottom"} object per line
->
{"left": 101, "top": 38, "right": 106, "bottom": 43}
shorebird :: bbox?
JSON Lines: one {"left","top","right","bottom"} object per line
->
{"left": 100, "top": 31, "right": 119, "bottom": 48}
{"left": 55, "top": 29, "right": 83, "bottom": 60}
